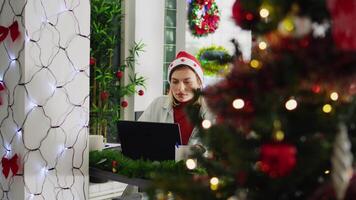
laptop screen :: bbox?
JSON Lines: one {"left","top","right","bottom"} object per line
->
{"left": 117, "top": 120, "right": 181, "bottom": 161}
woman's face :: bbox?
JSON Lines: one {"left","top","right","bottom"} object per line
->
{"left": 170, "top": 67, "right": 201, "bottom": 103}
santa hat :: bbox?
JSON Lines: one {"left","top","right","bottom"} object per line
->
{"left": 168, "top": 51, "right": 204, "bottom": 85}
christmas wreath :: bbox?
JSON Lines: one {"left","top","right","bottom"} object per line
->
{"left": 196, "top": 45, "right": 232, "bottom": 76}
{"left": 188, "top": 0, "right": 220, "bottom": 37}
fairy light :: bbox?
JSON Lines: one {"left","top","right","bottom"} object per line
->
{"left": 258, "top": 41, "right": 268, "bottom": 50}
{"left": 259, "top": 8, "right": 270, "bottom": 18}
{"left": 324, "top": 170, "right": 330, "bottom": 174}
{"left": 322, "top": 104, "right": 332, "bottom": 113}
{"left": 274, "top": 130, "right": 285, "bottom": 141}
{"left": 232, "top": 98, "right": 245, "bottom": 109}
{"left": 330, "top": 92, "right": 339, "bottom": 101}
{"left": 210, "top": 177, "right": 219, "bottom": 191}
{"left": 250, "top": 59, "right": 260, "bottom": 69}
{"left": 186, "top": 159, "right": 197, "bottom": 170}
{"left": 202, "top": 119, "right": 212, "bottom": 129}
{"left": 285, "top": 98, "right": 298, "bottom": 110}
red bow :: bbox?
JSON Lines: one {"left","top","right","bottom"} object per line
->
{"left": 0, "top": 21, "right": 20, "bottom": 43}
{"left": 2, "top": 154, "right": 19, "bottom": 178}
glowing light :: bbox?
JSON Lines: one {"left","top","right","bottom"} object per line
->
{"left": 259, "top": 8, "right": 270, "bottom": 18}
{"left": 322, "top": 104, "right": 332, "bottom": 113}
{"left": 274, "top": 130, "right": 285, "bottom": 141}
{"left": 232, "top": 98, "right": 245, "bottom": 109}
{"left": 324, "top": 170, "right": 330, "bottom": 174}
{"left": 258, "top": 41, "right": 268, "bottom": 50}
{"left": 282, "top": 18, "right": 294, "bottom": 32}
{"left": 330, "top": 92, "right": 339, "bottom": 101}
{"left": 210, "top": 184, "right": 218, "bottom": 191}
{"left": 250, "top": 59, "right": 260, "bottom": 69}
{"left": 210, "top": 177, "right": 219, "bottom": 185}
{"left": 202, "top": 119, "right": 212, "bottom": 129}
{"left": 186, "top": 159, "right": 197, "bottom": 170}
{"left": 285, "top": 98, "right": 297, "bottom": 110}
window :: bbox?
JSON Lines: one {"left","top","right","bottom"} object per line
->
{"left": 163, "top": 0, "right": 177, "bottom": 94}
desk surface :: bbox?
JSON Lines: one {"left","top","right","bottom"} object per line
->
{"left": 89, "top": 167, "right": 151, "bottom": 189}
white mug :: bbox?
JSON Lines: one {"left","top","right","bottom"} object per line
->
{"left": 89, "top": 135, "right": 105, "bottom": 152}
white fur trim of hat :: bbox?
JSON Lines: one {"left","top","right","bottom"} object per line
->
{"left": 168, "top": 51, "right": 204, "bottom": 85}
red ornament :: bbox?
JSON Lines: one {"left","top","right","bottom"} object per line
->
{"left": 2, "top": 154, "right": 19, "bottom": 178}
{"left": 89, "top": 57, "right": 96, "bottom": 66}
{"left": 112, "top": 160, "right": 117, "bottom": 167}
{"left": 311, "top": 84, "right": 321, "bottom": 94}
{"left": 327, "top": 0, "right": 356, "bottom": 50}
{"left": 0, "top": 21, "right": 20, "bottom": 43}
{"left": 259, "top": 143, "right": 297, "bottom": 178}
{"left": 100, "top": 91, "right": 109, "bottom": 101}
{"left": 116, "top": 71, "right": 123, "bottom": 79}
{"left": 121, "top": 100, "right": 128, "bottom": 108}
{"left": 138, "top": 90, "right": 144, "bottom": 96}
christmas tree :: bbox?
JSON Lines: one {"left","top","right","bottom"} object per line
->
{"left": 150, "top": 0, "right": 356, "bottom": 199}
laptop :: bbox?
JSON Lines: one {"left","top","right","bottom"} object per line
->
{"left": 117, "top": 120, "right": 181, "bottom": 161}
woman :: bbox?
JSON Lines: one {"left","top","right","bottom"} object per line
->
{"left": 139, "top": 51, "right": 214, "bottom": 146}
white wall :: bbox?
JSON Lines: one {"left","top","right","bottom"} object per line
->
{"left": 0, "top": 0, "right": 89, "bottom": 199}
{"left": 133, "top": 0, "right": 165, "bottom": 112}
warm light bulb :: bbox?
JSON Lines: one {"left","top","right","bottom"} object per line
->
{"left": 322, "top": 104, "right": 332, "bottom": 113}
{"left": 258, "top": 41, "right": 268, "bottom": 50}
{"left": 259, "top": 8, "right": 270, "bottom": 18}
{"left": 285, "top": 99, "right": 297, "bottom": 110}
{"left": 330, "top": 92, "right": 339, "bottom": 101}
{"left": 250, "top": 59, "right": 260, "bottom": 69}
{"left": 274, "top": 130, "right": 285, "bottom": 141}
{"left": 186, "top": 159, "right": 196, "bottom": 170}
{"left": 324, "top": 170, "right": 330, "bottom": 174}
{"left": 210, "top": 177, "right": 219, "bottom": 186}
{"left": 202, "top": 119, "right": 212, "bottom": 129}
{"left": 232, "top": 98, "right": 245, "bottom": 109}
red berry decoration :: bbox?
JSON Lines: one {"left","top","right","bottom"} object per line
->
{"left": 116, "top": 71, "right": 123, "bottom": 79}
{"left": 138, "top": 90, "right": 144, "bottom": 96}
{"left": 100, "top": 91, "right": 109, "bottom": 101}
{"left": 259, "top": 143, "right": 297, "bottom": 178}
{"left": 90, "top": 57, "right": 96, "bottom": 66}
{"left": 121, "top": 100, "right": 128, "bottom": 108}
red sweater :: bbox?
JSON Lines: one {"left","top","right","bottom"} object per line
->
{"left": 173, "top": 102, "right": 194, "bottom": 145}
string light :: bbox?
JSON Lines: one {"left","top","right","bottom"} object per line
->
{"left": 285, "top": 98, "right": 298, "bottom": 110}
{"left": 232, "top": 98, "right": 245, "bottom": 109}
{"left": 322, "top": 104, "right": 332, "bottom": 113}
{"left": 259, "top": 8, "right": 270, "bottom": 18}
{"left": 274, "top": 130, "right": 285, "bottom": 141}
{"left": 324, "top": 170, "right": 330, "bottom": 174}
{"left": 250, "top": 59, "right": 261, "bottom": 69}
{"left": 210, "top": 177, "right": 219, "bottom": 191}
{"left": 202, "top": 119, "right": 212, "bottom": 129}
{"left": 258, "top": 41, "right": 268, "bottom": 50}
{"left": 186, "top": 159, "right": 197, "bottom": 170}
{"left": 330, "top": 92, "right": 339, "bottom": 101}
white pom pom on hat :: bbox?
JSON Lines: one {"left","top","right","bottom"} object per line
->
{"left": 167, "top": 51, "right": 204, "bottom": 85}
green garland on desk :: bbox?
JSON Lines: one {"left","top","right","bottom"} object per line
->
{"left": 89, "top": 149, "right": 206, "bottom": 179}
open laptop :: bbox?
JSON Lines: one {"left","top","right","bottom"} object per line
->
{"left": 117, "top": 120, "right": 181, "bottom": 161}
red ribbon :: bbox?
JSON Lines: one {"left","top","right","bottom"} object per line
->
{"left": 0, "top": 21, "right": 20, "bottom": 43}
{"left": 2, "top": 154, "right": 19, "bottom": 178}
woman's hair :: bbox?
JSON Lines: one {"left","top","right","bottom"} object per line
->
{"left": 168, "top": 65, "right": 204, "bottom": 107}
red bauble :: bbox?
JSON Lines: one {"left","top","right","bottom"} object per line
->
{"left": 232, "top": 0, "right": 243, "bottom": 25}
{"left": 138, "top": 90, "right": 144, "bottom": 96}
{"left": 327, "top": 0, "right": 356, "bottom": 50}
{"left": 116, "top": 71, "right": 123, "bottom": 79}
{"left": 100, "top": 91, "right": 109, "bottom": 101}
{"left": 121, "top": 100, "right": 128, "bottom": 108}
{"left": 259, "top": 143, "right": 297, "bottom": 178}
{"left": 90, "top": 57, "right": 96, "bottom": 66}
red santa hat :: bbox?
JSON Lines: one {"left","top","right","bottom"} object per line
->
{"left": 168, "top": 51, "right": 204, "bottom": 85}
